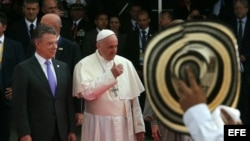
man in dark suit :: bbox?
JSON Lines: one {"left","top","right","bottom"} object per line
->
{"left": 0, "top": 12, "right": 25, "bottom": 141}
{"left": 120, "top": 2, "right": 142, "bottom": 34}
{"left": 124, "top": 10, "right": 156, "bottom": 139}
{"left": 68, "top": 2, "right": 94, "bottom": 54}
{"left": 124, "top": 10, "right": 156, "bottom": 81}
{"left": 212, "top": 0, "right": 234, "bottom": 23}
{"left": 229, "top": 0, "right": 250, "bottom": 124}
{"left": 82, "top": 11, "right": 109, "bottom": 57}
{"left": 5, "top": 0, "right": 40, "bottom": 55}
{"left": 12, "top": 24, "right": 77, "bottom": 141}
{"left": 27, "top": 13, "right": 84, "bottom": 131}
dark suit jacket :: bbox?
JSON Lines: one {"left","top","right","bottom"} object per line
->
{"left": 120, "top": 18, "right": 135, "bottom": 34}
{"left": 117, "top": 33, "right": 127, "bottom": 56}
{"left": 69, "top": 18, "right": 94, "bottom": 53}
{"left": 61, "top": 17, "right": 74, "bottom": 41}
{"left": 0, "top": 38, "right": 24, "bottom": 107}
{"left": 82, "top": 28, "right": 99, "bottom": 57}
{"left": 56, "top": 37, "right": 84, "bottom": 113}
{"left": 229, "top": 16, "right": 250, "bottom": 124}
{"left": 217, "top": 0, "right": 234, "bottom": 23}
{"left": 56, "top": 36, "right": 82, "bottom": 74}
{"left": 12, "top": 57, "right": 76, "bottom": 141}
{"left": 230, "top": 17, "right": 250, "bottom": 72}
{"left": 5, "top": 18, "right": 40, "bottom": 54}
{"left": 124, "top": 28, "right": 156, "bottom": 71}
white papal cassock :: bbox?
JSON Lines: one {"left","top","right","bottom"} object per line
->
{"left": 73, "top": 50, "right": 145, "bottom": 141}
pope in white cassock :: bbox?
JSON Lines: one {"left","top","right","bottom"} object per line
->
{"left": 72, "top": 29, "right": 146, "bottom": 141}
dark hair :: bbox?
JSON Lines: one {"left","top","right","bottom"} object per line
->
{"left": 0, "top": 12, "right": 7, "bottom": 25}
{"left": 234, "top": 0, "right": 249, "bottom": 8}
{"left": 23, "top": 0, "right": 40, "bottom": 6}
{"left": 33, "top": 24, "right": 57, "bottom": 40}
{"left": 95, "top": 11, "right": 109, "bottom": 20}
{"left": 161, "top": 10, "right": 175, "bottom": 20}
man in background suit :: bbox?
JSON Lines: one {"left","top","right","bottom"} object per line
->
{"left": 120, "top": 2, "right": 142, "bottom": 34}
{"left": 68, "top": 2, "right": 94, "bottom": 54}
{"left": 229, "top": 0, "right": 250, "bottom": 124}
{"left": 82, "top": 11, "right": 109, "bottom": 57}
{"left": 124, "top": 10, "right": 156, "bottom": 84}
{"left": 5, "top": 0, "right": 40, "bottom": 55}
{"left": 124, "top": 10, "right": 156, "bottom": 138}
{"left": 212, "top": 0, "right": 234, "bottom": 23}
{"left": 12, "top": 24, "right": 77, "bottom": 141}
{"left": 0, "top": 12, "right": 25, "bottom": 141}
{"left": 41, "top": 0, "right": 73, "bottom": 40}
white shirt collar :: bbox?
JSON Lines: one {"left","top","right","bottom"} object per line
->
{"left": 35, "top": 52, "right": 52, "bottom": 66}
{"left": 0, "top": 34, "right": 4, "bottom": 43}
{"left": 74, "top": 18, "right": 83, "bottom": 25}
{"left": 238, "top": 17, "right": 247, "bottom": 24}
{"left": 25, "top": 18, "right": 38, "bottom": 28}
{"left": 140, "top": 27, "right": 149, "bottom": 34}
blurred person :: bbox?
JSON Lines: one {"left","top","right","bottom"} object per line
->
{"left": 41, "top": 0, "right": 73, "bottom": 40}
{"left": 108, "top": 15, "right": 126, "bottom": 56}
{"left": 143, "top": 16, "right": 193, "bottom": 141}
{"left": 41, "top": 0, "right": 64, "bottom": 17}
{"left": 159, "top": 10, "right": 175, "bottom": 30}
{"left": 82, "top": 11, "right": 108, "bottom": 57}
{"left": 174, "top": 0, "right": 197, "bottom": 20}
{"left": 5, "top": 0, "right": 40, "bottom": 55}
{"left": 212, "top": 0, "right": 234, "bottom": 23}
{"left": 187, "top": 9, "right": 206, "bottom": 20}
{"left": 73, "top": 29, "right": 145, "bottom": 141}
{"left": 12, "top": 24, "right": 77, "bottom": 141}
{"left": 229, "top": 0, "right": 250, "bottom": 125}
{"left": 0, "top": 0, "right": 23, "bottom": 24}
{"left": 120, "top": 2, "right": 142, "bottom": 34}
{"left": 143, "top": 99, "right": 194, "bottom": 141}
{"left": 177, "top": 66, "right": 241, "bottom": 141}
{"left": 124, "top": 10, "right": 156, "bottom": 80}
{"left": 124, "top": 9, "right": 156, "bottom": 106}
{"left": 68, "top": 1, "right": 93, "bottom": 53}
{"left": 0, "top": 11, "right": 25, "bottom": 141}
{"left": 124, "top": 9, "right": 156, "bottom": 139}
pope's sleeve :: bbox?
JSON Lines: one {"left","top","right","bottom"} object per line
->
{"left": 73, "top": 62, "right": 117, "bottom": 100}
{"left": 183, "top": 103, "right": 223, "bottom": 141}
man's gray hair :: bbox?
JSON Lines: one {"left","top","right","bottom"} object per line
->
{"left": 33, "top": 24, "right": 57, "bottom": 40}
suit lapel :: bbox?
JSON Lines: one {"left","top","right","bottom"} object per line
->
{"left": 21, "top": 19, "right": 31, "bottom": 40}
{"left": 30, "top": 57, "right": 54, "bottom": 97}
{"left": 1, "top": 39, "right": 9, "bottom": 66}
{"left": 243, "top": 18, "right": 250, "bottom": 38}
{"left": 56, "top": 37, "right": 64, "bottom": 59}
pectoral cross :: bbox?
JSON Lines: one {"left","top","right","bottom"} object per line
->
{"left": 111, "top": 85, "right": 119, "bottom": 97}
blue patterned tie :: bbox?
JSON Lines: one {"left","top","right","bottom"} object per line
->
{"left": 45, "top": 60, "right": 56, "bottom": 96}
